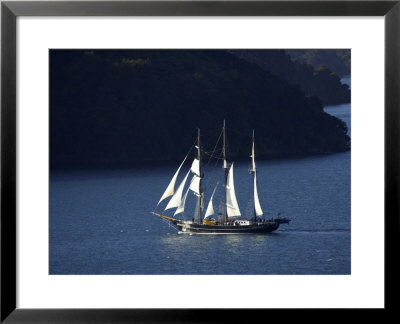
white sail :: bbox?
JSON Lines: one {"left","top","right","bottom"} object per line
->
{"left": 189, "top": 174, "right": 201, "bottom": 196}
{"left": 174, "top": 187, "right": 190, "bottom": 215}
{"left": 204, "top": 183, "right": 218, "bottom": 219}
{"left": 157, "top": 155, "right": 187, "bottom": 205}
{"left": 226, "top": 163, "right": 241, "bottom": 217}
{"left": 165, "top": 170, "right": 190, "bottom": 210}
{"left": 190, "top": 158, "right": 200, "bottom": 176}
{"left": 250, "top": 135, "right": 256, "bottom": 173}
{"left": 253, "top": 171, "right": 263, "bottom": 216}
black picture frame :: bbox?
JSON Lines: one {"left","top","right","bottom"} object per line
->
{"left": 1, "top": 0, "right": 399, "bottom": 322}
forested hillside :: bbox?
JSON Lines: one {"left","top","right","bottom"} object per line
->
{"left": 50, "top": 50, "right": 350, "bottom": 169}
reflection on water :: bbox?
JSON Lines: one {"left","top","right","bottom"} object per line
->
{"left": 161, "top": 231, "right": 269, "bottom": 248}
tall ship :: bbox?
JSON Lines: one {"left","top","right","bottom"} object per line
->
{"left": 152, "top": 120, "right": 290, "bottom": 234}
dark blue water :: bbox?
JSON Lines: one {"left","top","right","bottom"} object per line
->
{"left": 50, "top": 80, "right": 351, "bottom": 275}
{"left": 50, "top": 151, "right": 350, "bottom": 274}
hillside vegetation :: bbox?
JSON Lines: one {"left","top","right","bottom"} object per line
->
{"left": 50, "top": 50, "right": 350, "bottom": 169}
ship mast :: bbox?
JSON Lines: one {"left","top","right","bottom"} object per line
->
{"left": 197, "top": 128, "right": 204, "bottom": 223}
{"left": 222, "top": 119, "right": 229, "bottom": 223}
{"left": 250, "top": 130, "right": 256, "bottom": 221}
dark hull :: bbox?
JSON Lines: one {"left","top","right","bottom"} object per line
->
{"left": 176, "top": 218, "right": 290, "bottom": 234}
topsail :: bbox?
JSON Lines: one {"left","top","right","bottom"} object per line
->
{"left": 189, "top": 175, "right": 201, "bottom": 196}
{"left": 250, "top": 131, "right": 256, "bottom": 173}
{"left": 191, "top": 158, "right": 200, "bottom": 177}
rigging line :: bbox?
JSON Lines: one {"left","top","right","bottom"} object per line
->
{"left": 203, "top": 148, "right": 223, "bottom": 154}
{"left": 214, "top": 150, "right": 223, "bottom": 167}
{"left": 207, "top": 128, "right": 223, "bottom": 165}
{"left": 187, "top": 137, "right": 198, "bottom": 158}
{"left": 202, "top": 151, "right": 224, "bottom": 159}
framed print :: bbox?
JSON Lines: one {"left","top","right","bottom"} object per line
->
{"left": 1, "top": 0, "right": 399, "bottom": 322}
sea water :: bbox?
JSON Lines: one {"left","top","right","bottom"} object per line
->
{"left": 50, "top": 76, "right": 351, "bottom": 275}
{"left": 50, "top": 103, "right": 351, "bottom": 275}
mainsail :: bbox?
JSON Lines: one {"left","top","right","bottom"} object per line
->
{"left": 157, "top": 155, "right": 187, "bottom": 205}
{"left": 165, "top": 170, "right": 190, "bottom": 210}
{"left": 253, "top": 172, "right": 263, "bottom": 216}
{"left": 251, "top": 131, "right": 263, "bottom": 217}
{"left": 226, "top": 163, "right": 241, "bottom": 217}
{"left": 204, "top": 183, "right": 219, "bottom": 219}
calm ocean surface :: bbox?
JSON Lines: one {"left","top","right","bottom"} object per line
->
{"left": 50, "top": 80, "right": 351, "bottom": 275}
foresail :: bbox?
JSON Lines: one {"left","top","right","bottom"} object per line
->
{"left": 165, "top": 170, "right": 190, "bottom": 210}
{"left": 254, "top": 172, "right": 263, "bottom": 216}
{"left": 174, "top": 187, "right": 190, "bottom": 215}
{"left": 157, "top": 156, "right": 187, "bottom": 205}
{"left": 204, "top": 183, "right": 218, "bottom": 219}
{"left": 226, "top": 163, "right": 241, "bottom": 217}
